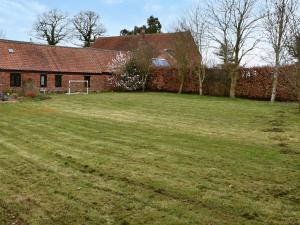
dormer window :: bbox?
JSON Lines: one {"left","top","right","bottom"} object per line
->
{"left": 8, "top": 48, "right": 14, "bottom": 54}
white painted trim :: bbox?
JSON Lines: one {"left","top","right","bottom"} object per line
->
{"left": 68, "top": 80, "right": 89, "bottom": 95}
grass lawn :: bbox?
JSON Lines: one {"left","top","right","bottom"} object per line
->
{"left": 0, "top": 92, "right": 299, "bottom": 225}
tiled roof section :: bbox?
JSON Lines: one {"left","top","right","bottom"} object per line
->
{"left": 0, "top": 39, "right": 125, "bottom": 74}
{"left": 91, "top": 32, "right": 201, "bottom": 66}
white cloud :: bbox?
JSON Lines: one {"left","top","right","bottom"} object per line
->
{"left": 0, "top": 0, "right": 47, "bottom": 18}
{"left": 0, "top": 0, "right": 48, "bottom": 40}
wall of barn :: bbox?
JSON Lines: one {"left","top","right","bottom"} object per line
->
{"left": 0, "top": 72, "right": 112, "bottom": 93}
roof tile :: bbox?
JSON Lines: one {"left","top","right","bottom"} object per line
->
{"left": 91, "top": 32, "right": 201, "bottom": 66}
{"left": 0, "top": 39, "right": 125, "bottom": 74}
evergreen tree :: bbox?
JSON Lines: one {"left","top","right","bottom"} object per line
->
{"left": 120, "top": 16, "right": 162, "bottom": 36}
{"left": 146, "top": 16, "right": 162, "bottom": 34}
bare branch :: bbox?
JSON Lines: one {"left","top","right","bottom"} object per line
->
{"left": 72, "top": 11, "right": 106, "bottom": 47}
{"left": 132, "top": 40, "right": 155, "bottom": 92}
{"left": 207, "top": 0, "right": 261, "bottom": 98}
{"left": 178, "top": 3, "right": 212, "bottom": 95}
{"left": 262, "top": 0, "right": 299, "bottom": 102}
{"left": 32, "top": 9, "right": 69, "bottom": 45}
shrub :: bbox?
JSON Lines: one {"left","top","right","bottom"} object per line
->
{"left": 22, "top": 78, "right": 38, "bottom": 97}
{"left": 0, "top": 93, "right": 9, "bottom": 101}
{"left": 3, "top": 88, "right": 16, "bottom": 95}
{"left": 109, "top": 60, "right": 143, "bottom": 91}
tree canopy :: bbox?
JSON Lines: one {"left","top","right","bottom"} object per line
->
{"left": 72, "top": 11, "right": 106, "bottom": 47}
{"left": 32, "top": 9, "right": 69, "bottom": 45}
{"left": 120, "top": 16, "right": 162, "bottom": 36}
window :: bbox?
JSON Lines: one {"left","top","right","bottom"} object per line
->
{"left": 40, "top": 74, "right": 47, "bottom": 87}
{"left": 84, "top": 76, "right": 91, "bottom": 88}
{"left": 55, "top": 75, "right": 62, "bottom": 87}
{"left": 10, "top": 73, "right": 21, "bottom": 87}
{"left": 152, "top": 58, "right": 170, "bottom": 67}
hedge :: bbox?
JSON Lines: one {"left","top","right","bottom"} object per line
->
{"left": 147, "top": 65, "right": 298, "bottom": 101}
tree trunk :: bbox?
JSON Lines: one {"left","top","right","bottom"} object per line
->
{"left": 229, "top": 68, "right": 238, "bottom": 98}
{"left": 297, "top": 62, "right": 300, "bottom": 112}
{"left": 198, "top": 67, "right": 205, "bottom": 96}
{"left": 178, "top": 72, "right": 184, "bottom": 94}
{"left": 271, "top": 51, "right": 281, "bottom": 103}
{"left": 142, "top": 74, "right": 148, "bottom": 92}
{"left": 199, "top": 75, "right": 203, "bottom": 96}
{"left": 271, "top": 65, "right": 279, "bottom": 103}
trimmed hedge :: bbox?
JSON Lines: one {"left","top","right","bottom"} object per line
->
{"left": 147, "top": 66, "right": 298, "bottom": 101}
{"left": 237, "top": 66, "right": 297, "bottom": 101}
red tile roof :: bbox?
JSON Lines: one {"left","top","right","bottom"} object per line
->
{"left": 0, "top": 39, "right": 125, "bottom": 74}
{"left": 91, "top": 32, "right": 201, "bottom": 66}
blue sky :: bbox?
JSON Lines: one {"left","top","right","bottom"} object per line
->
{"left": 0, "top": 0, "right": 199, "bottom": 42}
{"left": 0, "top": 0, "right": 289, "bottom": 66}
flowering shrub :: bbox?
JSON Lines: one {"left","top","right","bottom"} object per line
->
{"left": 108, "top": 52, "right": 143, "bottom": 91}
{"left": 108, "top": 52, "right": 130, "bottom": 74}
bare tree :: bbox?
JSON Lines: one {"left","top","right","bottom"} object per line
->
{"left": 263, "top": 0, "right": 298, "bottom": 103}
{"left": 72, "top": 11, "right": 106, "bottom": 47}
{"left": 173, "top": 32, "right": 199, "bottom": 94}
{"left": 295, "top": 37, "right": 300, "bottom": 112}
{"left": 132, "top": 39, "right": 155, "bottom": 92}
{"left": 288, "top": 13, "right": 300, "bottom": 111}
{"left": 179, "top": 4, "right": 210, "bottom": 96}
{"left": 32, "top": 9, "right": 69, "bottom": 45}
{"left": 208, "top": 0, "right": 235, "bottom": 68}
{"left": 208, "top": 0, "right": 261, "bottom": 98}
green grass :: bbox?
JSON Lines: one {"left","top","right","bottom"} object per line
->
{"left": 0, "top": 92, "right": 299, "bottom": 225}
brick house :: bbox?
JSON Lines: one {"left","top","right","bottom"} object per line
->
{"left": 0, "top": 32, "right": 200, "bottom": 94}
{"left": 92, "top": 31, "right": 201, "bottom": 68}
{"left": 0, "top": 39, "right": 125, "bottom": 93}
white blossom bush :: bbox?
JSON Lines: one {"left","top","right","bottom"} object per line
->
{"left": 112, "top": 71, "right": 143, "bottom": 91}
{"left": 108, "top": 52, "right": 143, "bottom": 91}
{"left": 109, "top": 52, "right": 130, "bottom": 75}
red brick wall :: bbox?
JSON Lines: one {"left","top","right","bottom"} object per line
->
{"left": 0, "top": 72, "right": 112, "bottom": 93}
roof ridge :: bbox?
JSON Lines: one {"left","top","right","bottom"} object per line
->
{"left": 0, "top": 38, "right": 127, "bottom": 53}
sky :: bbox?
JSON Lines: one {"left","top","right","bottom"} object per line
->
{"left": 0, "top": 0, "right": 295, "bottom": 66}
{"left": 0, "top": 0, "right": 198, "bottom": 42}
